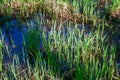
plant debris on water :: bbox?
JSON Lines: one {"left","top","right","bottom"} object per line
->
{"left": 0, "top": 0, "right": 120, "bottom": 80}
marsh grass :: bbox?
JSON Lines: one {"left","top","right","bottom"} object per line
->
{"left": 0, "top": 16, "right": 120, "bottom": 79}
{"left": 0, "top": 0, "right": 120, "bottom": 80}
{"left": 47, "top": 23, "right": 116, "bottom": 79}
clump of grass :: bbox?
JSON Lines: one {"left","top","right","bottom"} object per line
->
{"left": 110, "top": 7, "right": 120, "bottom": 20}
{"left": 97, "top": 0, "right": 120, "bottom": 20}
{"left": 111, "top": 0, "right": 120, "bottom": 11}
{"left": 0, "top": 0, "right": 40, "bottom": 18}
{"left": 40, "top": 20, "right": 119, "bottom": 79}
{"left": 23, "top": 28, "right": 41, "bottom": 64}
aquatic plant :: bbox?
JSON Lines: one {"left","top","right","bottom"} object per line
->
{"left": 24, "top": 28, "right": 41, "bottom": 61}
{"left": 0, "top": 0, "right": 120, "bottom": 80}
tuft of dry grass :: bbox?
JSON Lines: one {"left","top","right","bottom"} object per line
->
{"left": 97, "top": 0, "right": 111, "bottom": 9}
{"left": 97, "top": 0, "right": 120, "bottom": 20}
{"left": 0, "top": 0, "right": 106, "bottom": 28}
{"left": 110, "top": 6, "right": 120, "bottom": 19}
{"left": 1, "top": 1, "right": 40, "bottom": 17}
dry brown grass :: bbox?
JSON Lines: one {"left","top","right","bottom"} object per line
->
{"left": 0, "top": 0, "right": 100, "bottom": 27}
{"left": 97, "top": 0, "right": 111, "bottom": 9}
{"left": 97, "top": 0, "right": 120, "bottom": 20}
{"left": 110, "top": 6, "right": 120, "bottom": 19}
{"left": 1, "top": 1, "right": 40, "bottom": 17}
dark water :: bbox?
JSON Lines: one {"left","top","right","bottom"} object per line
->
{"left": 0, "top": 18, "right": 27, "bottom": 64}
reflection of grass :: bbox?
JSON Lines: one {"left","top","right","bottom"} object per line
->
{"left": 0, "top": 0, "right": 120, "bottom": 80}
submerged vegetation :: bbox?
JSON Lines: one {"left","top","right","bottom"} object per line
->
{"left": 0, "top": 0, "right": 120, "bottom": 80}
